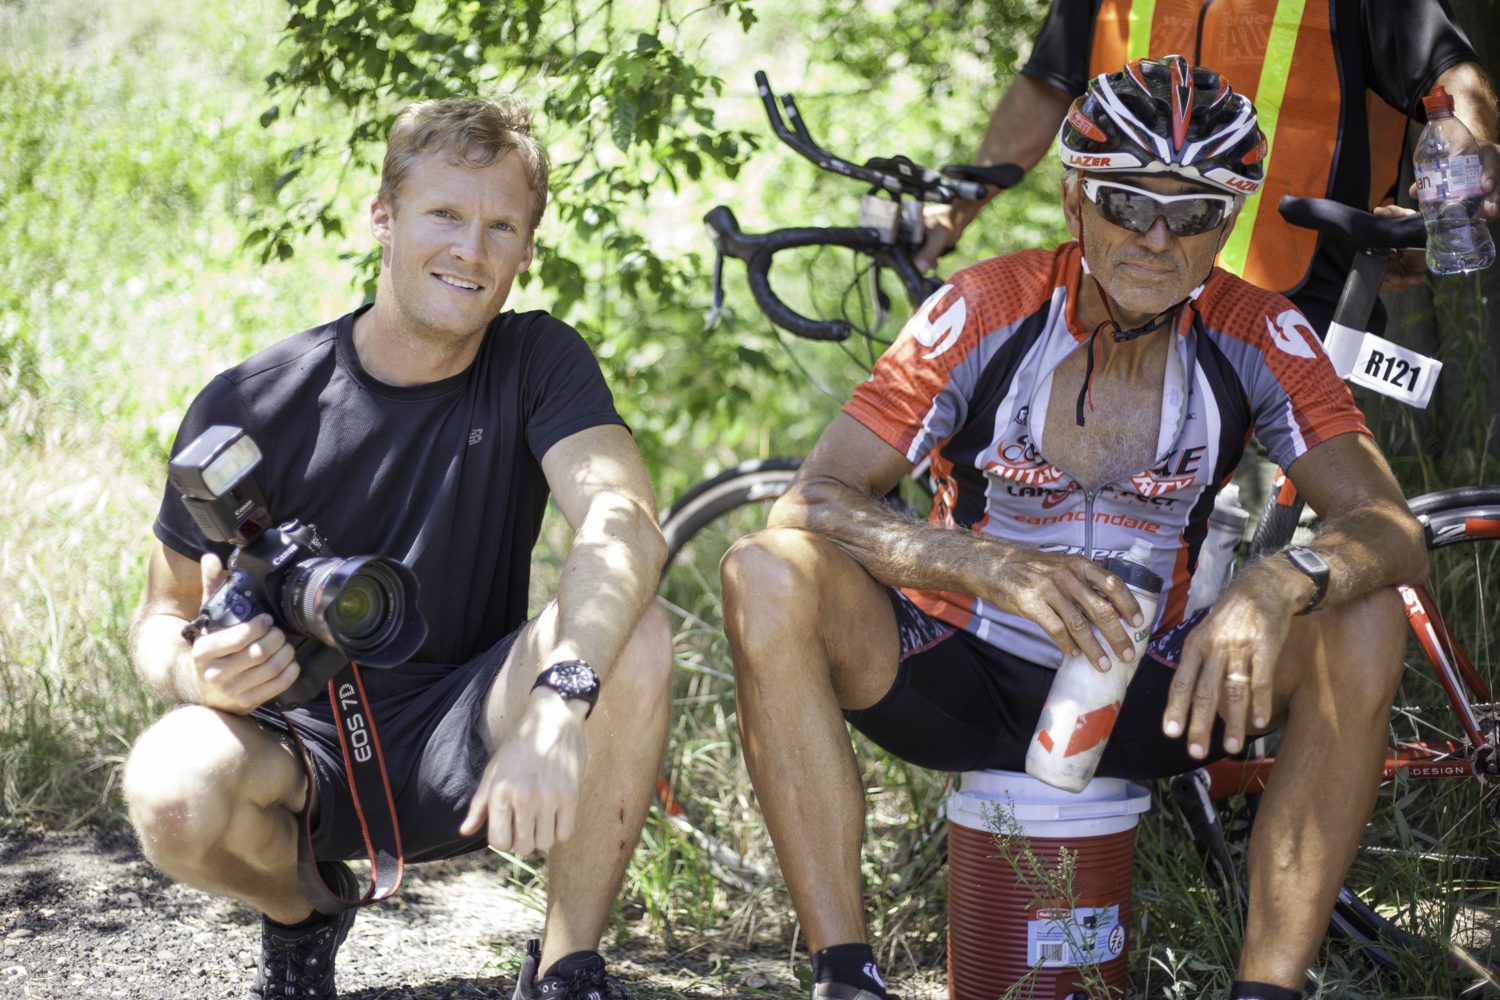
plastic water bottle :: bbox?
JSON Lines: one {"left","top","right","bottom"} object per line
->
{"left": 1414, "top": 86, "right": 1495, "bottom": 275}
{"left": 1183, "top": 483, "right": 1249, "bottom": 618}
{"left": 1026, "top": 540, "right": 1164, "bottom": 793}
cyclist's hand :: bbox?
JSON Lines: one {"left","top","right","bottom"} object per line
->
{"left": 461, "top": 688, "right": 586, "bottom": 855}
{"left": 1371, "top": 205, "right": 1427, "bottom": 294}
{"left": 915, "top": 197, "right": 985, "bottom": 273}
{"left": 1478, "top": 139, "right": 1500, "bottom": 222}
{"left": 1163, "top": 561, "right": 1296, "bottom": 759}
{"left": 981, "top": 549, "right": 1144, "bottom": 671}
{"left": 191, "top": 553, "right": 301, "bottom": 714}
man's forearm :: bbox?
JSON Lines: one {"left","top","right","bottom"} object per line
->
{"left": 1247, "top": 501, "right": 1428, "bottom": 611}
{"left": 1439, "top": 62, "right": 1498, "bottom": 143}
{"left": 130, "top": 614, "right": 201, "bottom": 704}
{"left": 548, "top": 496, "right": 667, "bottom": 684}
{"left": 768, "top": 477, "right": 1008, "bottom": 598}
{"left": 974, "top": 73, "right": 1076, "bottom": 174}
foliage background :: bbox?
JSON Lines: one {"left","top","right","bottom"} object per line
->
{"left": 2, "top": 0, "right": 1499, "bottom": 996}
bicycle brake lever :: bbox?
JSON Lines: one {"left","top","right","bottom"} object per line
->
{"left": 705, "top": 252, "right": 725, "bottom": 331}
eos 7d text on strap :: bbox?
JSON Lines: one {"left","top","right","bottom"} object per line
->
{"left": 284, "top": 665, "right": 405, "bottom": 914}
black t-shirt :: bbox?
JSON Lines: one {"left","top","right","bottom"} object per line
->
{"left": 1021, "top": 0, "right": 1477, "bottom": 334}
{"left": 154, "top": 306, "right": 624, "bottom": 669}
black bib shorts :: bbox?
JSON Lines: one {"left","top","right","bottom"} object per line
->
{"left": 842, "top": 589, "right": 1228, "bottom": 780}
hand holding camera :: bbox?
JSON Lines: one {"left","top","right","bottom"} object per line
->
{"left": 169, "top": 425, "right": 428, "bottom": 710}
{"left": 187, "top": 553, "right": 301, "bottom": 715}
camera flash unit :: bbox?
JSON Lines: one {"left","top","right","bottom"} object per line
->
{"left": 168, "top": 425, "right": 273, "bottom": 545}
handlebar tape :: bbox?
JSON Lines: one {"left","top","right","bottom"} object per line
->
{"left": 1277, "top": 196, "right": 1426, "bottom": 250}
{"left": 706, "top": 205, "right": 903, "bottom": 341}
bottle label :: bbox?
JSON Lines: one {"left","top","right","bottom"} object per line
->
{"left": 1027, "top": 900, "right": 1125, "bottom": 966}
{"left": 1416, "top": 154, "right": 1484, "bottom": 202}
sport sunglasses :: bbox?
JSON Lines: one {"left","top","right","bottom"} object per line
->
{"left": 1081, "top": 177, "right": 1237, "bottom": 237}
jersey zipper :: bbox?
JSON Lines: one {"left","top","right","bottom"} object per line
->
{"left": 1083, "top": 488, "right": 1097, "bottom": 561}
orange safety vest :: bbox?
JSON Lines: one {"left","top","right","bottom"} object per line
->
{"left": 1087, "top": 0, "right": 1408, "bottom": 295}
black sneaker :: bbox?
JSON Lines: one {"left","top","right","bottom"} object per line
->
{"left": 250, "top": 861, "right": 359, "bottom": 999}
{"left": 511, "top": 939, "right": 635, "bottom": 1000}
{"left": 812, "top": 983, "right": 900, "bottom": 1000}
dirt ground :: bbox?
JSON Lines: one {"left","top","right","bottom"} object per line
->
{"left": 0, "top": 829, "right": 947, "bottom": 1000}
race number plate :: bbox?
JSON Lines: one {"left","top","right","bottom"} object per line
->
{"left": 1346, "top": 333, "right": 1442, "bottom": 408}
{"left": 1325, "top": 322, "right": 1441, "bottom": 408}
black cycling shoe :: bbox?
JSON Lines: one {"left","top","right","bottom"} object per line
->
{"left": 511, "top": 939, "right": 635, "bottom": 1000}
{"left": 250, "top": 861, "right": 359, "bottom": 999}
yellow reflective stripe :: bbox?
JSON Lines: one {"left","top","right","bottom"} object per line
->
{"left": 1217, "top": 0, "right": 1308, "bottom": 277}
{"left": 1126, "top": 0, "right": 1155, "bottom": 62}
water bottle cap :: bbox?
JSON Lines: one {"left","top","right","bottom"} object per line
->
{"left": 1106, "top": 541, "right": 1163, "bottom": 595}
{"left": 1422, "top": 86, "right": 1455, "bottom": 117}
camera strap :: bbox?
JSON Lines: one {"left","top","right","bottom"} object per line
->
{"left": 281, "top": 662, "right": 405, "bottom": 914}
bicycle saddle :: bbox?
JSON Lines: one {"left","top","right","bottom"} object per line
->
{"left": 1277, "top": 196, "right": 1426, "bottom": 251}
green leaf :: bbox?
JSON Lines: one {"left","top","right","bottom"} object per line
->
{"left": 259, "top": 105, "right": 280, "bottom": 128}
{"left": 611, "top": 99, "right": 637, "bottom": 152}
{"left": 273, "top": 168, "right": 302, "bottom": 194}
{"left": 635, "top": 33, "right": 662, "bottom": 54}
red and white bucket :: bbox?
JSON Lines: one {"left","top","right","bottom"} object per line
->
{"left": 946, "top": 770, "right": 1151, "bottom": 1000}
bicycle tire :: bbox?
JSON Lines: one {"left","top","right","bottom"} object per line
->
{"left": 659, "top": 458, "right": 803, "bottom": 567}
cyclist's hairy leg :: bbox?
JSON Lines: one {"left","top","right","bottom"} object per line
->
{"left": 721, "top": 527, "right": 902, "bottom": 952}
{"left": 1237, "top": 585, "right": 1405, "bottom": 988}
{"left": 124, "top": 706, "right": 312, "bottom": 924}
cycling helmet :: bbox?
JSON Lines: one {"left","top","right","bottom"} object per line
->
{"left": 1058, "top": 55, "right": 1266, "bottom": 197}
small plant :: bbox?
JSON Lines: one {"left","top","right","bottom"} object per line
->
{"left": 982, "top": 797, "right": 1119, "bottom": 1000}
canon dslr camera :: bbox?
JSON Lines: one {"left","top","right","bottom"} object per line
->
{"left": 170, "top": 425, "right": 428, "bottom": 708}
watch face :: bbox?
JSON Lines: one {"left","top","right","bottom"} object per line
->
{"left": 548, "top": 662, "right": 598, "bottom": 698}
{"left": 1289, "top": 547, "right": 1329, "bottom": 575}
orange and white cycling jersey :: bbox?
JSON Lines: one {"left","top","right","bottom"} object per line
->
{"left": 844, "top": 241, "right": 1369, "bottom": 667}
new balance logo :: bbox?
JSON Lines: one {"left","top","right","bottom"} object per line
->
{"left": 468, "top": 428, "right": 484, "bottom": 446}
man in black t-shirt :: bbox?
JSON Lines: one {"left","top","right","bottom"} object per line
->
{"left": 914, "top": 0, "right": 1498, "bottom": 338}
{"left": 124, "top": 99, "right": 670, "bottom": 1000}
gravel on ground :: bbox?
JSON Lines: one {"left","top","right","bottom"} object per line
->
{"left": 0, "top": 829, "right": 946, "bottom": 1000}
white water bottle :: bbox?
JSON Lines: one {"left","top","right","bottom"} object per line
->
{"left": 1026, "top": 540, "right": 1163, "bottom": 793}
{"left": 1183, "top": 483, "right": 1249, "bottom": 618}
{"left": 1415, "top": 86, "right": 1495, "bottom": 275}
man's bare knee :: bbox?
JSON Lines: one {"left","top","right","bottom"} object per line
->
{"left": 1298, "top": 585, "right": 1406, "bottom": 714}
{"left": 124, "top": 707, "right": 289, "bottom": 869}
{"left": 613, "top": 601, "right": 673, "bottom": 703}
{"left": 721, "top": 528, "right": 829, "bottom": 615}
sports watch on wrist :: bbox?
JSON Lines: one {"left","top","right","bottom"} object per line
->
{"left": 1284, "top": 546, "right": 1330, "bottom": 616}
{"left": 531, "top": 660, "right": 601, "bottom": 718}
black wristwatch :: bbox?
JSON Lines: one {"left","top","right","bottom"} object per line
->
{"left": 532, "top": 660, "right": 601, "bottom": 718}
{"left": 1285, "top": 546, "right": 1330, "bottom": 615}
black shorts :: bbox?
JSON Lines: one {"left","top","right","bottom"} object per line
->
{"left": 252, "top": 624, "right": 522, "bottom": 864}
{"left": 843, "top": 590, "right": 1227, "bottom": 780}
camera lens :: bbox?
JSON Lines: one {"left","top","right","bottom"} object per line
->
{"left": 281, "top": 554, "right": 426, "bottom": 667}
{"left": 329, "top": 574, "right": 386, "bottom": 639}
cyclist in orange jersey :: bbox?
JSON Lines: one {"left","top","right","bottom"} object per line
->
{"left": 723, "top": 58, "right": 1426, "bottom": 1000}
{"left": 915, "top": 0, "right": 1497, "bottom": 339}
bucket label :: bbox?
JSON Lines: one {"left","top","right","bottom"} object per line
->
{"left": 1026, "top": 902, "right": 1123, "bottom": 967}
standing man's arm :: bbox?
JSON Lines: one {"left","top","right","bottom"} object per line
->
{"left": 1434, "top": 61, "right": 1499, "bottom": 220}
{"left": 460, "top": 423, "right": 667, "bottom": 846}
{"left": 914, "top": 74, "right": 1075, "bottom": 272}
{"left": 1385, "top": 61, "right": 1500, "bottom": 292}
